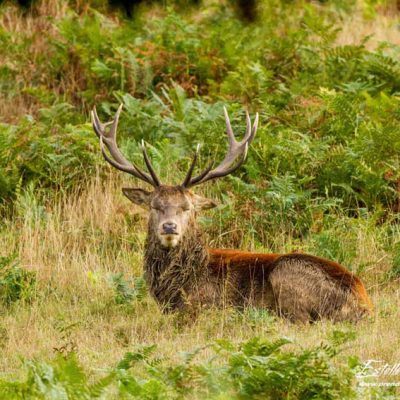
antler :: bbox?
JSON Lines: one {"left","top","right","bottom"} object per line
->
{"left": 91, "top": 104, "right": 161, "bottom": 187}
{"left": 182, "top": 107, "right": 259, "bottom": 188}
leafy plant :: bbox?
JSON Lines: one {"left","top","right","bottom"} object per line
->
{"left": 0, "top": 336, "right": 369, "bottom": 399}
{"left": 0, "top": 255, "right": 36, "bottom": 306}
{"left": 111, "top": 273, "right": 147, "bottom": 304}
{"left": 388, "top": 241, "right": 400, "bottom": 280}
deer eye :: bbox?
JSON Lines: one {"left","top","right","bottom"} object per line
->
{"left": 175, "top": 206, "right": 188, "bottom": 215}
{"left": 179, "top": 204, "right": 190, "bottom": 212}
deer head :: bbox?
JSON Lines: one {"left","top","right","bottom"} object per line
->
{"left": 91, "top": 105, "right": 258, "bottom": 248}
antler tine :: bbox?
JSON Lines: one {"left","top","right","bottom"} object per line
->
{"left": 188, "top": 161, "right": 214, "bottom": 186}
{"left": 249, "top": 112, "right": 259, "bottom": 143}
{"left": 182, "top": 144, "right": 200, "bottom": 188}
{"left": 100, "top": 137, "right": 153, "bottom": 184}
{"left": 183, "top": 107, "right": 258, "bottom": 188}
{"left": 245, "top": 111, "right": 251, "bottom": 140}
{"left": 140, "top": 140, "right": 161, "bottom": 187}
{"left": 91, "top": 104, "right": 161, "bottom": 187}
{"left": 92, "top": 104, "right": 121, "bottom": 142}
{"left": 223, "top": 106, "right": 235, "bottom": 146}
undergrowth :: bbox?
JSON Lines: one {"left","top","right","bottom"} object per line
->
{"left": 0, "top": 336, "right": 362, "bottom": 399}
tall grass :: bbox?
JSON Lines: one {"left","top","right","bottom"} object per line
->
{"left": 0, "top": 177, "right": 398, "bottom": 399}
{"left": 1, "top": 0, "right": 400, "bottom": 398}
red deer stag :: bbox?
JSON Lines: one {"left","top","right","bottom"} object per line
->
{"left": 91, "top": 105, "right": 372, "bottom": 322}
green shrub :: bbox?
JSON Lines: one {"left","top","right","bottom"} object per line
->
{"left": 0, "top": 336, "right": 365, "bottom": 399}
{"left": 111, "top": 273, "right": 147, "bottom": 305}
{"left": 0, "top": 255, "right": 36, "bottom": 306}
{"left": 388, "top": 241, "right": 400, "bottom": 280}
{"left": 1, "top": 0, "right": 400, "bottom": 225}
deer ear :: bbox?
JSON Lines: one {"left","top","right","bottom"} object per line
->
{"left": 122, "top": 188, "right": 152, "bottom": 206}
{"left": 192, "top": 194, "right": 218, "bottom": 211}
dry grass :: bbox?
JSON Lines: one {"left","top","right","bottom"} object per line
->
{"left": 0, "top": 1, "right": 69, "bottom": 121}
{"left": 335, "top": 2, "right": 400, "bottom": 49}
{"left": 0, "top": 176, "right": 399, "bottom": 385}
{"left": 0, "top": 0, "right": 108, "bottom": 123}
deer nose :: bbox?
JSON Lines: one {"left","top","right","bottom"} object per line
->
{"left": 162, "top": 222, "right": 177, "bottom": 234}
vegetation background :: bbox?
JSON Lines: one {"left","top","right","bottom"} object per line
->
{"left": 0, "top": 0, "right": 400, "bottom": 398}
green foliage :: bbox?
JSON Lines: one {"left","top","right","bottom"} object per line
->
{"left": 111, "top": 272, "right": 147, "bottom": 304}
{"left": 1, "top": 0, "right": 400, "bottom": 237}
{"left": 0, "top": 255, "right": 36, "bottom": 306}
{"left": 0, "top": 109, "right": 99, "bottom": 201}
{"left": 0, "top": 336, "right": 362, "bottom": 399}
{"left": 388, "top": 241, "right": 400, "bottom": 279}
{"left": 0, "top": 352, "right": 114, "bottom": 399}
{"left": 224, "top": 337, "right": 356, "bottom": 399}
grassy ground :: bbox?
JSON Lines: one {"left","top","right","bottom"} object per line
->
{"left": 1, "top": 176, "right": 399, "bottom": 391}
{"left": 1, "top": 0, "right": 400, "bottom": 398}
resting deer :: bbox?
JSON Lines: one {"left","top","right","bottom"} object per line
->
{"left": 91, "top": 105, "right": 372, "bottom": 322}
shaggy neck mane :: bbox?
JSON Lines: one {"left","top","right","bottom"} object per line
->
{"left": 143, "top": 215, "right": 209, "bottom": 311}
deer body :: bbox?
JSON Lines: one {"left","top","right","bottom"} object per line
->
{"left": 209, "top": 249, "right": 372, "bottom": 322}
{"left": 92, "top": 106, "right": 372, "bottom": 322}
{"left": 143, "top": 209, "right": 371, "bottom": 322}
